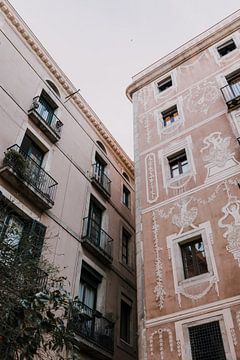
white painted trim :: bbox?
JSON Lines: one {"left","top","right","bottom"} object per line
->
{"left": 175, "top": 308, "right": 236, "bottom": 360}
{"left": 145, "top": 295, "right": 240, "bottom": 327}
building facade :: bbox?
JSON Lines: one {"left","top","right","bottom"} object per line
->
{"left": 127, "top": 10, "right": 240, "bottom": 360}
{"left": 0, "top": 1, "right": 137, "bottom": 359}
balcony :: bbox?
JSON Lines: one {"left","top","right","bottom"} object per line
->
{"left": 36, "top": 267, "right": 48, "bottom": 290}
{"left": 0, "top": 145, "right": 57, "bottom": 210}
{"left": 81, "top": 217, "right": 113, "bottom": 264}
{"left": 221, "top": 81, "right": 240, "bottom": 111}
{"left": 91, "top": 164, "right": 111, "bottom": 198}
{"left": 28, "top": 96, "right": 63, "bottom": 143}
{"left": 70, "top": 301, "right": 114, "bottom": 358}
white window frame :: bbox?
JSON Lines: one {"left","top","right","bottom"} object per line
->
{"left": 152, "top": 70, "right": 177, "bottom": 99}
{"left": 175, "top": 309, "right": 237, "bottom": 360}
{"left": 155, "top": 98, "right": 184, "bottom": 138}
{"left": 210, "top": 32, "right": 240, "bottom": 64}
{"left": 167, "top": 221, "right": 219, "bottom": 301}
{"left": 159, "top": 135, "right": 196, "bottom": 193}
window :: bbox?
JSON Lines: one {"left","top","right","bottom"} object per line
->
{"left": 122, "top": 228, "right": 131, "bottom": 265}
{"left": 79, "top": 262, "right": 102, "bottom": 310}
{"left": 88, "top": 197, "right": 103, "bottom": 246}
{"left": 0, "top": 210, "right": 24, "bottom": 248}
{"left": 93, "top": 153, "right": 107, "bottom": 186}
{"left": 162, "top": 105, "right": 179, "bottom": 127}
{"left": 217, "top": 39, "right": 236, "bottom": 57}
{"left": 21, "top": 135, "right": 45, "bottom": 167}
{"left": 226, "top": 70, "right": 240, "bottom": 96}
{"left": 120, "top": 299, "right": 132, "bottom": 344}
{"left": 122, "top": 172, "right": 130, "bottom": 182}
{"left": 123, "top": 185, "right": 130, "bottom": 208}
{"left": 37, "top": 90, "right": 57, "bottom": 125}
{"left": 157, "top": 76, "right": 172, "bottom": 93}
{"left": 168, "top": 150, "right": 189, "bottom": 178}
{"left": 189, "top": 321, "right": 227, "bottom": 360}
{"left": 180, "top": 236, "right": 208, "bottom": 279}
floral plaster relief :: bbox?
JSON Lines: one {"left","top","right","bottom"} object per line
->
{"left": 145, "top": 153, "right": 159, "bottom": 204}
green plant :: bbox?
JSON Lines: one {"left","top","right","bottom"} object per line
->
{"left": 3, "top": 149, "right": 27, "bottom": 178}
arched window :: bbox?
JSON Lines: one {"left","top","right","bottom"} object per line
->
{"left": 122, "top": 172, "right": 130, "bottom": 182}
{"left": 46, "top": 80, "right": 60, "bottom": 97}
{"left": 96, "top": 141, "right": 107, "bottom": 154}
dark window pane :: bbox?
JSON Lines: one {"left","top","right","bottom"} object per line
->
{"left": 217, "top": 39, "right": 236, "bottom": 57}
{"left": 180, "top": 237, "right": 208, "bottom": 279}
{"left": 168, "top": 150, "right": 188, "bottom": 178}
{"left": 189, "top": 321, "right": 227, "bottom": 360}
{"left": 123, "top": 185, "right": 130, "bottom": 207}
{"left": 158, "top": 76, "right": 172, "bottom": 92}
{"left": 120, "top": 300, "right": 131, "bottom": 343}
{"left": 122, "top": 229, "right": 131, "bottom": 265}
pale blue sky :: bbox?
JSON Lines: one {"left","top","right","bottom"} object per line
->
{"left": 9, "top": 0, "right": 240, "bottom": 158}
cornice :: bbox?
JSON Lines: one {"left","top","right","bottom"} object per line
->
{"left": 0, "top": 1, "right": 134, "bottom": 176}
{"left": 126, "top": 11, "right": 240, "bottom": 101}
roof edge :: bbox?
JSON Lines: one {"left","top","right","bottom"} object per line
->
{"left": 126, "top": 9, "right": 240, "bottom": 100}
{"left": 0, "top": 0, "right": 134, "bottom": 175}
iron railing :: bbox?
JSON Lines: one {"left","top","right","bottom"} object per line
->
{"left": 29, "top": 96, "right": 63, "bottom": 136}
{"left": 81, "top": 217, "right": 113, "bottom": 259}
{"left": 91, "top": 163, "right": 111, "bottom": 196}
{"left": 70, "top": 301, "right": 114, "bottom": 353}
{"left": 221, "top": 81, "right": 240, "bottom": 105}
{"left": 3, "top": 145, "right": 58, "bottom": 204}
{"left": 36, "top": 267, "right": 48, "bottom": 290}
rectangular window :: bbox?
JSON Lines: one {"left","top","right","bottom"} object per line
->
{"left": 180, "top": 235, "right": 208, "bottom": 279}
{"left": 88, "top": 198, "right": 103, "bottom": 246}
{"left": 189, "top": 321, "right": 227, "bottom": 360}
{"left": 79, "top": 261, "right": 102, "bottom": 310}
{"left": 122, "top": 228, "right": 131, "bottom": 265}
{"left": 162, "top": 105, "right": 178, "bottom": 127}
{"left": 37, "top": 90, "right": 57, "bottom": 125}
{"left": 21, "top": 135, "right": 45, "bottom": 167}
{"left": 168, "top": 149, "right": 189, "bottom": 178}
{"left": 157, "top": 76, "right": 172, "bottom": 93}
{"left": 217, "top": 39, "right": 236, "bottom": 57}
{"left": 123, "top": 185, "right": 130, "bottom": 208}
{"left": 120, "top": 299, "right": 131, "bottom": 344}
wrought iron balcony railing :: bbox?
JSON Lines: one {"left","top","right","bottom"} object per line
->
{"left": 28, "top": 96, "right": 63, "bottom": 140}
{"left": 36, "top": 267, "right": 48, "bottom": 290}
{"left": 70, "top": 301, "right": 114, "bottom": 353}
{"left": 91, "top": 163, "right": 111, "bottom": 197}
{"left": 81, "top": 217, "right": 113, "bottom": 261}
{"left": 3, "top": 145, "right": 57, "bottom": 205}
{"left": 221, "top": 81, "right": 240, "bottom": 110}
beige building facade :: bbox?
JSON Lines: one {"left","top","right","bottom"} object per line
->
{"left": 127, "top": 10, "right": 240, "bottom": 360}
{"left": 0, "top": 1, "right": 137, "bottom": 359}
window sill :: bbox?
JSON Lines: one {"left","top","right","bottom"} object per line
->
{"left": 178, "top": 271, "right": 213, "bottom": 287}
{"left": 168, "top": 171, "right": 191, "bottom": 183}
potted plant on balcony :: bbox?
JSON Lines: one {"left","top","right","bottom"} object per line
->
{"left": 3, "top": 148, "right": 27, "bottom": 178}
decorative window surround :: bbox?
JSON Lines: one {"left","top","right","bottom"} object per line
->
{"left": 167, "top": 221, "right": 219, "bottom": 307}
{"left": 158, "top": 135, "right": 196, "bottom": 194}
{"left": 210, "top": 32, "right": 240, "bottom": 64}
{"left": 153, "top": 70, "right": 177, "bottom": 99}
{"left": 229, "top": 109, "right": 240, "bottom": 137}
{"left": 155, "top": 98, "right": 184, "bottom": 139}
{"left": 175, "top": 309, "right": 237, "bottom": 360}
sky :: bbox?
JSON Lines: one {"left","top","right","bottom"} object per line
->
{"left": 9, "top": 0, "right": 240, "bottom": 159}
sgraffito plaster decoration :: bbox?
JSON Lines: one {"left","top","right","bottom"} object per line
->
{"left": 230, "top": 328, "right": 238, "bottom": 346}
{"left": 176, "top": 339, "right": 182, "bottom": 358}
{"left": 171, "top": 197, "right": 198, "bottom": 235}
{"left": 152, "top": 211, "right": 166, "bottom": 310}
{"left": 236, "top": 310, "right": 240, "bottom": 330}
{"left": 184, "top": 80, "right": 220, "bottom": 115}
{"left": 201, "top": 132, "right": 239, "bottom": 181}
{"left": 218, "top": 182, "right": 240, "bottom": 266}
{"left": 145, "top": 153, "right": 159, "bottom": 204}
{"left": 149, "top": 328, "right": 173, "bottom": 359}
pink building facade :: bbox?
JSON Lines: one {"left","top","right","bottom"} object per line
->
{"left": 0, "top": 1, "right": 137, "bottom": 359}
{"left": 127, "top": 10, "right": 240, "bottom": 360}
